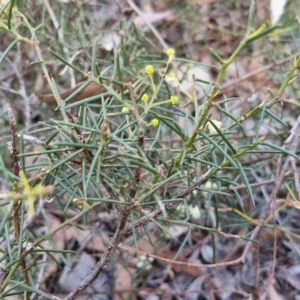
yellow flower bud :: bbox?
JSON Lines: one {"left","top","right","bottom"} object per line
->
{"left": 170, "top": 95, "right": 179, "bottom": 105}
{"left": 166, "top": 48, "right": 175, "bottom": 57}
{"left": 151, "top": 118, "right": 159, "bottom": 127}
{"left": 141, "top": 94, "right": 149, "bottom": 102}
{"left": 145, "top": 65, "right": 154, "bottom": 75}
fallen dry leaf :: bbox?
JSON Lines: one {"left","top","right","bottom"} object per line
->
{"left": 156, "top": 247, "right": 205, "bottom": 278}
{"left": 41, "top": 213, "right": 110, "bottom": 284}
{"left": 35, "top": 81, "right": 108, "bottom": 105}
{"left": 268, "top": 278, "right": 283, "bottom": 300}
{"left": 113, "top": 262, "right": 136, "bottom": 300}
{"left": 59, "top": 252, "right": 109, "bottom": 295}
{"left": 133, "top": 10, "right": 175, "bottom": 27}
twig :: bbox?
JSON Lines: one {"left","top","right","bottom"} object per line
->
{"left": 63, "top": 207, "right": 130, "bottom": 300}
{"left": 17, "top": 133, "right": 44, "bottom": 146}
{"left": 0, "top": 208, "right": 39, "bottom": 293}
{"left": 16, "top": 42, "right": 31, "bottom": 127}
{"left": 1, "top": 53, "right": 31, "bottom": 127}
{"left": 130, "top": 168, "right": 214, "bottom": 232}
{"left": 221, "top": 51, "right": 300, "bottom": 92}
{"left": 43, "top": 0, "right": 76, "bottom": 87}
{"left": 119, "top": 242, "right": 242, "bottom": 269}
{"left": 0, "top": 85, "right": 23, "bottom": 95}
{"left": 131, "top": 123, "right": 145, "bottom": 197}
{"left": 8, "top": 108, "right": 21, "bottom": 243}
{"left": 35, "top": 290, "right": 61, "bottom": 300}
{"left": 126, "top": 0, "right": 169, "bottom": 50}
{"left": 0, "top": 108, "right": 30, "bottom": 298}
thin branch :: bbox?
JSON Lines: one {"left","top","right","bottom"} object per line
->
{"left": 130, "top": 168, "right": 214, "bottom": 232}
{"left": 63, "top": 207, "right": 130, "bottom": 300}
{"left": 43, "top": 0, "right": 76, "bottom": 87}
{"left": 221, "top": 51, "right": 300, "bottom": 92}
{"left": 35, "top": 290, "right": 61, "bottom": 300}
{"left": 126, "top": 0, "right": 169, "bottom": 50}
{"left": 16, "top": 42, "right": 31, "bottom": 127}
{"left": 0, "top": 108, "right": 30, "bottom": 298}
{"left": 119, "top": 242, "right": 243, "bottom": 269}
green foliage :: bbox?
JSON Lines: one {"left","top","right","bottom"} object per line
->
{"left": 0, "top": 1, "right": 300, "bottom": 299}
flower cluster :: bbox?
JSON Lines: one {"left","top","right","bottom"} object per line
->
{"left": 170, "top": 95, "right": 178, "bottom": 105}
{"left": 166, "top": 48, "right": 175, "bottom": 62}
{"left": 151, "top": 118, "right": 159, "bottom": 127}
{"left": 141, "top": 93, "right": 149, "bottom": 102}
{"left": 122, "top": 48, "right": 179, "bottom": 131}
{"left": 145, "top": 65, "right": 154, "bottom": 75}
{"left": 166, "top": 48, "right": 175, "bottom": 57}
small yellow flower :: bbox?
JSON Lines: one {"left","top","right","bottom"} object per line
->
{"left": 166, "top": 48, "right": 175, "bottom": 62}
{"left": 19, "top": 170, "right": 53, "bottom": 218}
{"left": 122, "top": 107, "right": 129, "bottom": 113}
{"left": 151, "top": 118, "right": 159, "bottom": 127}
{"left": 145, "top": 65, "right": 154, "bottom": 75}
{"left": 141, "top": 94, "right": 149, "bottom": 102}
{"left": 205, "top": 120, "right": 223, "bottom": 134}
{"left": 169, "top": 95, "right": 179, "bottom": 105}
{"left": 166, "top": 48, "right": 175, "bottom": 57}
